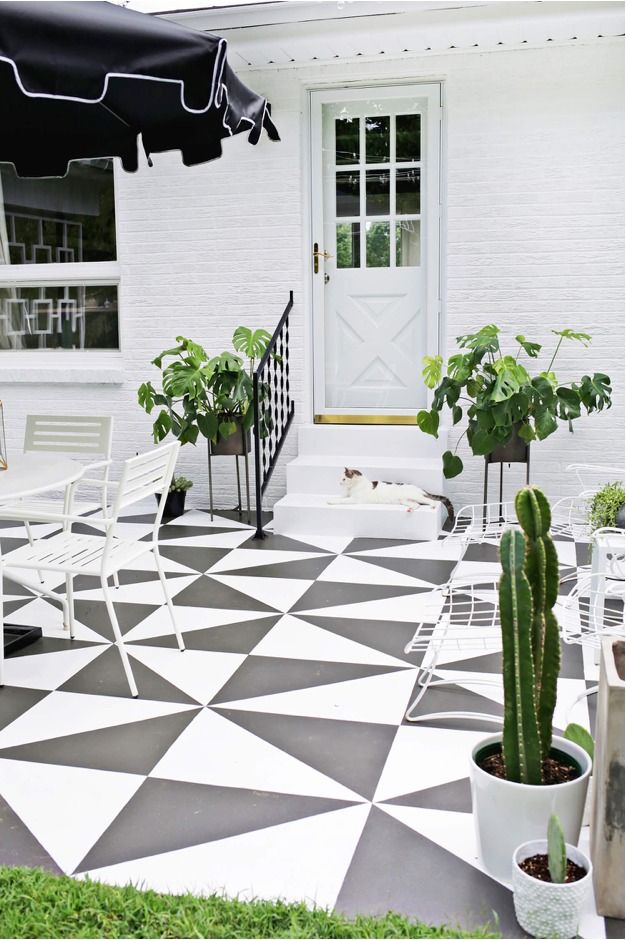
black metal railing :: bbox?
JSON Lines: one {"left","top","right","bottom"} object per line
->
{"left": 252, "top": 291, "right": 295, "bottom": 538}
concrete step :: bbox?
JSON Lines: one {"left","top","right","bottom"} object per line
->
{"left": 273, "top": 493, "right": 445, "bottom": 540}
{"left": 297, "top": 424, "right": 448, "bottom": 459}
{"left": 286, "top": 455, "right": 444, "bottom": 495}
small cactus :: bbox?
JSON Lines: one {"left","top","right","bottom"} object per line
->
{"left": 547, "top": 814, "right": 567, "bottom": 884}
{"left": 499, "top": 486, "right": 561, "bottom": 783}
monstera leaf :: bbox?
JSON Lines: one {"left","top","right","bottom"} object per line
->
{"left": 578, "top": 373, "right": 612, "bottom": 412}
{"left": 233, "top": 326, "right": 272, "bottom": 361}
{"left": 442, "top": 450, "right": 463, "bottom": 479}
{"left": 491, "top": 357, "right": 530, "bottom": 402}
{"left": 422, "top": 355, "right": 443, "bottom": 389}
{"left": 556, "top": 387, "right": 582, "bottom": 422}
{"left": 515, "top": 335, "right": 542, "bottom": 358}
{"left": 416, "top": 409, "right": 439, "bottom": 436}
{"left": 162, "top": 360, "right": 213, "bottom": 400}
{"left": 552, "top": 328, "right": 592, "bottom": 346}
{"left": 457, "top": 324, "right": 500, "bottom": 354}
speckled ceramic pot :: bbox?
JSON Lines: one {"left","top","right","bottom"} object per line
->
{"left": 512, "top": 839, "right": 592, "bottom": 938}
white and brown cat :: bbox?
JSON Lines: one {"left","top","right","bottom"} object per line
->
{"left": 328, "top": 467, "right": 455, "bottom": 522}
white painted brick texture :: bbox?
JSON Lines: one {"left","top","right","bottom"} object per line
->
{"left": 1, "top": 39, "right": 622, "bottom": 513}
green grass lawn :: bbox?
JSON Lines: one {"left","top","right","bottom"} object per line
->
{"left": 0, "top": 866, "right": 499, "bottom": 939}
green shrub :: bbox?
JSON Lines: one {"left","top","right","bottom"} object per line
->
{"left": 588, "top": 481, "right": 625, "bottom": 530}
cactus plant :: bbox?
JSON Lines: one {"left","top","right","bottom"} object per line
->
{"left": 548, "top": 814, "right": 567, "bottom": 884}
{"left": 499, "top": 486, "right": 561, "bottom": 783}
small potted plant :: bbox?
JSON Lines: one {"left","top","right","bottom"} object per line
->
{"left": 512, "top": 814, "right": 592, "bottom": 939}
{"left": 416, "top": 325, "right": 613, "bottom": 479}
{"left": 469, "top": 486, "right": 592, "bottom": 883}
{"left": 157, "top": 476, "right": 193, "bottom": 519}
{"left": 587, "top": 480, "right": 625, "bottom": 531}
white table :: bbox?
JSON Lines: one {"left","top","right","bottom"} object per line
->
{"left": 0, "top": 454, "right": 84, "bottom": 659}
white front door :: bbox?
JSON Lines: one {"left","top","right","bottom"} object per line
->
{"left": 310, "top": 84, "right": 441, "bottom": 422}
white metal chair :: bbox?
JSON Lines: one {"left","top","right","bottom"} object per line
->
{"left": 551, "top": 464, "right": 624, "bottom": 544}
{"left": 445, "top": 500, "right": 518, "bottom": 549}
{"left": 0, "top": 414, "right": 115, "bottom": 587}
{"left": 404, "top": 575, "right": 503, "bottom": 723}
{"left": 1, "top": 442, "right": 185, "bottom": 698}
{"left": 0, "top": 416, "right": 115, "bottom": 571}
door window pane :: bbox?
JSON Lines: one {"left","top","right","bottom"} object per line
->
{"left": 396, "top": 221, "right": 420, "bottom": 267}
{"left": 396, "top": 168, "right": 420, "bottom": 214}
{"left": 335, "top": 118, "right": 359, "bottom": 165}
{"left": 366, "top": 170, "right": 390, "bottom": 215}
{"left": 366, "top": 222, "right": 390, "bottom": 268}
{"left": 336, "top": 172, "right": 360, "bottom": 217}
{"left": 0, "top": 160, "right": 116, "bottom": 264}
{"left": 396, "top": 113, "right": 421, "bottom": 162}
{"left": 365, "top": 115, "right": 389, "bottom": 163}
{"left": 336, "top": 223, "right": 361, "bottom": 268}
{"left": 0, "top": 284, "right": 119, "bottom": 350}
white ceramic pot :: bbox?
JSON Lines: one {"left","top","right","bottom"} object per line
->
{"left": 469, "top": 733, "right": 591, "bottom": 883}
{"left": 512, "top": 839, "right": 592, "bottom": 938}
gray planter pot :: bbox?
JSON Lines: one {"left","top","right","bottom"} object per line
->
{"left": 512, "top": 839, "right": 592, "bottom": 939}
{"left": 210, "top": 423, "right": 251, "bottom": 456}
{"left": 486, "top": 423, "right": 529, "bottom": 464}
{"left": 591, "top": 638, "right": 625, "bottom": 918}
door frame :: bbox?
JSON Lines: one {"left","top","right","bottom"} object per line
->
{"left": 308, "top": 81, "right": 444, "bottom": 425}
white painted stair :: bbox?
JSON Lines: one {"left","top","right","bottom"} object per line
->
{"left": 273, "top": 424, "right": 449, "bottom": 540}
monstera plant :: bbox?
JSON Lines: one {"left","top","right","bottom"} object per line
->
{"left": 417, "top": 325, "right": 613, "bottom": 479}
{"left": 138, "top": 326, "right": 274, "bottom": 447}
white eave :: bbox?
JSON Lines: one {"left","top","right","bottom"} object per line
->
{"left": 160, "top": 1, "right": 625, "bottom": 70}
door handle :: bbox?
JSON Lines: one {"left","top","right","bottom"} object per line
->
{"left": 313, "top": 242, "right": 334, "bottom": 274}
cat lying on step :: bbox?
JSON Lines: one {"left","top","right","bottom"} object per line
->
{"left": 328, "top": 468, "right": 455, "bottom": 522}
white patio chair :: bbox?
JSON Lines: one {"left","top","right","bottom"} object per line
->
{"left": 551, "top": 464, "right": 624, "bottom": 544}
{"left": 567, "top": 463, "right": 625, "bottom": 494}
{"left": 1, "top": 442, "right": 185, "bottom": 698}
{"left": 445, "top": 500, "right": 518, "bottom": 549}
{"left": 0, "top": 414, "right": 115, "bottom": 586}
{"left": 404, "top": 575, "right": 503, "bottom": 723}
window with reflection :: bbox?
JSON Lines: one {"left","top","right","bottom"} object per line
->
{"left": 336, "top": 223, "right": 361, "bottom": 269}
{"left": 335, "top": 118, "right": 360, "bottom": 165}
{"left": 366, "top": 222, "right": 390, "bottom": 268}
{"left": 0, "top": 159, "right": 119, "bottom": 351}
{"left": 333, "top": 106, "right": 422, "bottom": 270}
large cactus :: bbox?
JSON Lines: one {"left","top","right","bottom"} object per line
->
{"left": 499, "top": 486, "right": 561, "bottom": 783}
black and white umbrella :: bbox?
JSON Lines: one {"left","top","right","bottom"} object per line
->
{"left": 0, "top": 0, "right": 279, "bottom": 177}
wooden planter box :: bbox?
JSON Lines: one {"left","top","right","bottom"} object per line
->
{"left": 591, "top": 638, "right": 625, "bottom": 918}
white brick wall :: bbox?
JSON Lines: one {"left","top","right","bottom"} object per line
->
{"left": 1, "top": 38, "right": 623, "bottom": 514}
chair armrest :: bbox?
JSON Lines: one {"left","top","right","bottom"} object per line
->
{"left": 0, "top": 509, "right": 114, "bottom": 527}
{"left": 83, "top": 458, "right": 113, "bottom": 473}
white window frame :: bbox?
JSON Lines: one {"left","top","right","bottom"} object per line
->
{"left": 0, "top": 161, "right": 123, "bottom": 384}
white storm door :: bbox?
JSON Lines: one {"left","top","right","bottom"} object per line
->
{"left": 310, "top": 84, "right": 441, "bottom": 419}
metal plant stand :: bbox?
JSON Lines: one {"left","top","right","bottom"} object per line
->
{"left": 207, "top": 428, "right": 251, "bottom": 524}
{"left": 483, "top": 433, "right": 530, "bottom": 516}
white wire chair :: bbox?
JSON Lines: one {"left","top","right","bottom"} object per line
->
{"left": 444, "top": 501, "right": 518, "bottom": 549}
{"left": 404, "top": 576, "right": 503, "bottom": 724}
{"left": 567, "top": 463, "right": 625, "bottom": 493}
{"left": 551, "top": 464, "right": 624, "bottom": 544}
{"left": 1, "top": 442, "right": 185, "bottom": 697}
{"left": 403, "top": 534, "right": 625, "bottom": 725}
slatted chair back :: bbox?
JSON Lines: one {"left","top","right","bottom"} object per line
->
{"left": 111, "top": 441, "right": 180, "bottom": 531}
{"left": 24, "top": 415, "right": 113, "bottom": 461}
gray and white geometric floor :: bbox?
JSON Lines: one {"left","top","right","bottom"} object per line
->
{"left": 0, "top": 507, "right": 621, "bottom": 939}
